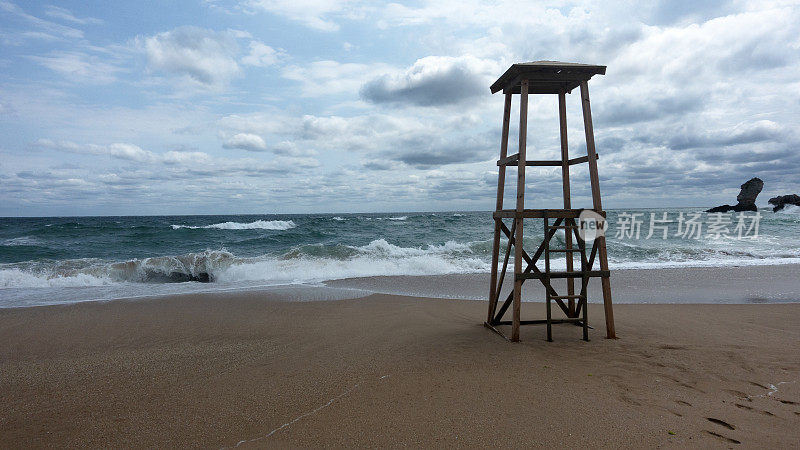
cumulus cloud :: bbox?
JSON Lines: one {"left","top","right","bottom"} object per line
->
{"left": 141, "top": 26, "right": 241, "bottom": 89}
{"left": 360, "top": 56, "right": 496, "bottom": 107}
{"left": 241, "top": 41, "right": 280, "bottom": 66}
{"left": 222, "top": 133, "right": 268, "bottom": 151}
{"left": 282, "top": 60, "right": 394, "bottom": 97}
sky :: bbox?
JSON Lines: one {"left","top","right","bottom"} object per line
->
{"left": 1, "top": 0, "right": 799, "bottom": 216}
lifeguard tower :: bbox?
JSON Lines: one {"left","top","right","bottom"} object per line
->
{"left": 485, "top": 61, "right": 616, "bottom": 342}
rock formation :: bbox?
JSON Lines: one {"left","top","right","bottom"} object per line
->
{"left": 706, "top": 177, "right": 763, "bottom": 212}
{"left": 768, "top": 194, "right": 800, "bottom": 212}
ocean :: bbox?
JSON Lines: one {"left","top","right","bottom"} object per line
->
{"left": 1, "top": 207, "right": 799, "bottom": 308}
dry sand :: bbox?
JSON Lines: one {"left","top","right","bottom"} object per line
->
{"left": 1, "top": 292, "right": 799, "bottom": 448}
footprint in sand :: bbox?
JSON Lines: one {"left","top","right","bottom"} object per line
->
{"left": 659, "top": 344, "right": 688, "bottom": 350}
{"left": 748, "top": 381, "right": 769, "bottom": 390}
{"left": 706, "top": 417, "right": 735, "bottom": 430}
{"left": 704, "top": 430, "right": 741, "bottom": 445}
{"left": 724, "top": 388, "right": 750, "bottom": 399}
{"left": 734, "top": 403, "right": 774, "bottom": 416}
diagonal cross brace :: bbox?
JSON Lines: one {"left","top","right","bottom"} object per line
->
{"left": 492, "top": 219, "right": 570, "bottom": 323}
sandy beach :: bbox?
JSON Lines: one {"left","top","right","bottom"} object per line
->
{"left": 1, "top": 286, "right": 799, "bottom": 448}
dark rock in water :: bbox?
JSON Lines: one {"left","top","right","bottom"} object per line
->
{"left": 706, "top": 177, "right": 763, "bottom": 213}
{"left": 768, "top": 194, "right": 800, "bottom": 212}
{"left": 193, "top": 272, "right": 211, "bottom": 283}
{"left": 707, "top": 204, "right": 734, "bottom": 213}
{"left": 150, "top": 271, "right": 212, "bottom": 283}
{"left": 737, "top": 177, "right": 763, "bottom": 205}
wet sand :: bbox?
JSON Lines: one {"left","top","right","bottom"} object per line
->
{"left": 1, "top": 290, "right": 799, "bottom": 448}
{"left": 328, "top": 263, "right": 800, "bottom": 304}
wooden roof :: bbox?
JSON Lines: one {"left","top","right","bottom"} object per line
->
{"left": 490, "top": 61, "right": 606, "bottom": 94}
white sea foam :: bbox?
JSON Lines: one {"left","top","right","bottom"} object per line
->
{"left": 1, "top": 236, "right": 43, "bottom": 246}
{"left": 0, "top": 268, "right": 112, "bottom": 288}
{"left": 332, "top": 216, "right": 345, "bottom": 221}
{"left": 217, "top": 239, "right": 489, "bottom": 284}
{"left": 776, "top": 204, "right": 800, "bottom": 214}
{"left": 387, "top": 216, "right": 407, "bottom": 221}
{"left": 171, "top": 220, "right": 296, "bottom": 230}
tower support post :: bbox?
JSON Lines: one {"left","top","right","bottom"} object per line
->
{"left": 580, "top": 81, "right": 616, "bottom": 339}
{"left": 488, "top": 93, "right": 513, "bottom": 323}
{"left": 512, "top": 80, "right": 529, "bottom": 342}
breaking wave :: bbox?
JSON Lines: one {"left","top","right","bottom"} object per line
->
{"left": 776, "top": 204, "right": 800, "bottom": 215}
{"left": 171, "top": 220, "right": 296, "bottom": 230}
{"left": 0, "top": 240, "right": 490, "bottom": 289}
{"left": 0, "top": 250, "right": 236, "bottom": 288}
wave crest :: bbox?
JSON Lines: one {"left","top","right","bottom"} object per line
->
{"left": 776, "top": 204, "right": 800, "bottom": 215}
{"left": 171, "top": 220, "right": 296, "bottom": 230}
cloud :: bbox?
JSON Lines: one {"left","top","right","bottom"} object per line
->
{"left": 360, "top": 56, "right": 495, "bottom": 107}
{"left": 241, "top": 41, "right": 280, "bottom": 66}
{"left": 223, "top": 133, "right": 268, "bottom": 151}
{"left": 648, "top": 0, "right": 735, "bottom": 25}
{"left": 664, "top": 121, "right": 785, "bottom": 150}
{"left": 243, "top": 0, "right": 357, "bottom": 31}
{"left": 0, "top": 1, "right": 83, "bottom": 39}
{"left": 282, "top": 60, "right": 393, "bottom": 97}
{"left": 596, "top": 93, "right": 703, "bottom": 126}
{"left": 27, "top": 51, "right": 123, "bottom": 84}
{"left": 141, "top": 26, "right": 241, "bottom": 89}
{"left": 217, "top": 107, "right": 493, "bottom": 168}
{"left": 390, "top": 137, "right": 491, "bottom": 168}
{"left": 32, "top": 138, "right": 319, "bottom": 176}
{"left": 35, "top": 139, "right": 156, "bottom": 162}
{"left": 43, "top": 5, "right": 103, "bottom": 25}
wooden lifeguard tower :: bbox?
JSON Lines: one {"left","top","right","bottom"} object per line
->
{"left": 485, "top": 61, "right": 616, "bottom": 342}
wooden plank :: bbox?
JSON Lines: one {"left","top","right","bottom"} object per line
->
{"left": 580, "top": 81, "right": 616, "bottom": 339}
{"left": 494, "top": 319, "right": 583, "bottom": 326}
{"left": 496, "top": 154, "right": 597, "bottom": 167}
{"left": 500, "top": 222, "right": 532, "bottom": 264}
{"left": 496, "top": 153, "right": 519, "bottom": 166}
{"left": 493, "top": 286, "right": 570, "bottom": 324}
{"left": 559, "top": 91, "right": 576, "bottom": 317}
{"left": 568, "top": 155, "right": 595, "bottom": 165}
{"left": 493, "top": 209, "right": 605, "bottom": 219}
{"left": 494, "top": 220, "right": 515, "bottom": 304}
{"left": 502, "top": 83, "right": 579, "bottom": 95}
{"left": 484, "top": 322, "right": 511, "bottom": 341}
{"left": 544, "top": 216, "right": 553, "bottom": 342}
{"left": 487, "top": 92, "right": 513, "bottom": 323}
{"left": 516, "top": 270, "right": 609, "bottom": 280}
{"left": 512, "top": 80, "right": 529, "bottom": 342}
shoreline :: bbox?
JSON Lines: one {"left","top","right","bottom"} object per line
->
{"left": 3, "top": 262, "right": 799, "bottom": 310}
{"left": 1, "top": 292, "right": 798, "bottom": 447}
{"left": 328, "top": 263, "right": 800, "bottom": 304}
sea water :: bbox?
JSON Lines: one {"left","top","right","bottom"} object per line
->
{"left": 1, "top": 207, "right": 799, "bottom": 307}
